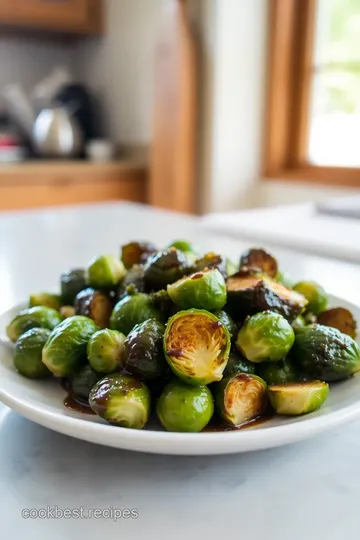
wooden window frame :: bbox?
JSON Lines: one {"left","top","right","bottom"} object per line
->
{"left": 263, "top": 0, "right": 360, "bottom": 187}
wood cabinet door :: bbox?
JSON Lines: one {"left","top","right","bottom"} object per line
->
{"left": 9, "top": 0, "right": 91, "bottom": 32}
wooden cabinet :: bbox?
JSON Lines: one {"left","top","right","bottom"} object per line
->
{"left": 0, "top": 0, "right": 103, "bottom": 35}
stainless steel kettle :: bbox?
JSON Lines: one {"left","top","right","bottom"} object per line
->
{"left": 33, "top": 106, "right": 83, "bottom": 158}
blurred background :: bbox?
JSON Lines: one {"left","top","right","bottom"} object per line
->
{"left": 1, "top": 0, "right": 360, "bottom": 215}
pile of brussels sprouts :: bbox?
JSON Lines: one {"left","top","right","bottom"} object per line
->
{"left": 6, "top": 242, "right": 360, "bottom": 432}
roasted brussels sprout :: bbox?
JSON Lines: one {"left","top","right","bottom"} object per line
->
{"left": 164, "top": 309, "right": 231, "bottom": 385}
{"left": 293, "top": 324, "right": 360, "bottom": 382}
{"left": 156, "top": 380, "right": 214, "bottom": 432}
{"left": 193, "top": 252, "right": 227, "bottom": 279}
{"left": 226, "top": 269, "right": 307, "bottom": 322}
{"left": 121, "top": 241, "right": 157, "bottom": 269}
{"left": 143, "top": 248, "right": 188, "bottom": 290}
{"left": 318, "top": 307, "right": 357, "bottom": 339}
{"left": 60, "top": 306, "right": 76, "bottom": 319}
{"left": 14, "top": 328, "right": 52, "bottom": 378}
{"left": 236, "top": 311, "right": 295, "bottom": 363}
{"left": 213, "top": 310, "right": 236, "bottom": 340}
{"left": 268, "top": 381, "right": 329, "bottom": 415}
{"left": 124, "top": 319, "right": 167, "bottom": 380}
{"left": 75, "top": 288, "right": 113, "bottom": 328}
{"left": 293, "top": 281, "right": 328, "bottom": 316}
{"left": 29, "top": 293, "right": 61, "bottom": 311}
{"left": 257, "top": 357, "right": 299, "bottom": 385}
{"left": 167, "top": 240, "right": 195, "bottom": 253}
{"left": 240, "top": 248, "right": 278, "bottom": 278}
{"left": 89, "top": 373, "right": 151, "bottom": 429}
{"left": 215, "top": 374, "right": 268, "bottom": 426}
{"left": 223, "top": 351, "right": 256, "bottom": 377}
{"left": 110, "top": 292, "right": 163, "bottom": 335}
{"left": 61, "top": 268, "right": 87, "bottom": 305}
{"left": 88, "top": 255, "right": 126, "bottom": 290}
{"left": 6, "top": 306, "right": 63, "bottom": 343}
{"left": 70, "top": 365, "right": 101, "bottom": 401}
{"left": 118, "top": 265, "right": 145, "bottom": 297}
{"left": 167, "top": 269, "right": 227, "bottom": 311}
{"left": 42, "top": 316, "right": 98, "bottom": 377}
{"left": 87, "top": 329, "right": 126, "bottom": 373}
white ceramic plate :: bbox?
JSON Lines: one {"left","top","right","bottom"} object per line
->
{"left": 1, "top": 296, "right": 360, "bottom": 455}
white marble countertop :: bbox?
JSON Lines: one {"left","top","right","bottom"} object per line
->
{"left": 1, "top": 202, "right": 360, "bottom": 539}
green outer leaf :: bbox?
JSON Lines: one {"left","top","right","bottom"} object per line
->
{"left": 14, "top": 328, "right": 52, "bottom": 379}
{"left": 268, "top": 381, "right": 329, "bottom": 415}
{"left": 88, "top": 255, "right": 126, "bottom": 289}
{"left": 110, "top": 293, "right": 164, "bottom": 335}
{"left": 29, "top": 293, "right": 61, "bottom": 311}
{"left": 87, "top": 329, "right": 126, "bottom": 373}
{"left": 293, "top": 281, "right": 328, "bottom": 316}
{"left": 167, "top": 269, "right": 227, "bottom": 311}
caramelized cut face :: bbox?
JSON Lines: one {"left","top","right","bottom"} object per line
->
{"left": 227, "top": 275, "right": 261, "bottom": 292}
{"left": 224, "top": 374, "right": 267, "bottom": 425}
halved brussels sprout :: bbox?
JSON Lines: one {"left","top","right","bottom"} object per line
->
{"left": 14, "top": 328, "right": 52, "bottom": 378}
{"left": 88, "top": 255, "right": 126, "bottom": 290}
{"left": 61, "top": 268, "right": 87, "bottom": 305}
{"left": 318, "top": 307, "right": 357, "bottom": 339}
{"left": 143, "top": 248, "right": 188, "bottom": 290}
{"left": 164, "top": 309, "right": 231, "bottom": 385}
{"left": 87, "top": 329, "right": 126, "bottom": 373}
{"left": 29, "top": 293, "right": 61, "bottom": 311}
{"left": 167, "top": 269, "right": 227, "bottom": 311}
{"left": 193, "top": 252, "right": 227, "bottom": 279}
{"left": 60, "top": 306, "right": 76, "bottom": 319}
{"left": 121, "top": 241, "right": 157, "bottom": 269}
{"left": 293, "top": 324, "right": 360, "bottom": 382}
{"left": 240, "top": 248, "right": 278, "bottom": 278}
{"left": 124, "top": 319, "right": 167, "bottom": 380}
{"left": 110, "top": 292, "right": 163, "bottom": 336}
{"left": 70, "top": 365, "right": 102, "bottom": 401}
{"left": 75, "top": 288, "right": 113, "bottom": 328}
{"left": 257, "top": 357, "right": 299, "bottom": 385}
{"left": 156, "top": 380, "right": 214, "bottom": 432}
{"left": 42, "top": 316, "right": 98, "bottom": 377}
{"left": 167, "top": 240, "right": 195, "bottom": 253}
{"left": 293, "top": 281, "right": 328, "bottom": 316}
{"left": 89, "top": 373, "right": 151, "bottom": 429}
{"left": 268, "top": 381, "right": 329, "bottom": 415}
{"left": 213, "top": 310, "right": 236, "bottom": 341}
{"left": 236, "top": 311, "right": 295, "bottom": 363}
{"left": 224, "top": 351, "right": 256, "bottom": 377}
{"left": 215, "top": 374, "right": 268, "bottom": 426}
{"left": 6, "top": 306, "right": 63, "bottom": 343}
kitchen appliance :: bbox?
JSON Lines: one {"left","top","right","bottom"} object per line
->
{"left": 33, "top": 106, "right": 83, "bottom": 158}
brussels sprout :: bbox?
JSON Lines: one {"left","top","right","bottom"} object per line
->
{"left": 75, "top": 288, "right": 113, "bottom": 328}
{"left": 110, "top": 292, "right": 163, "bottom": 335}
{"left": 124, "top": 319, "right": 167, "bottom": 380}
{"left": 215, "top": 374, "right": 268, "bottom": 426}
{"left": 121, "top": 241, "right": 157, "bottom": 269}
{"left": 224, "top": 351, "right": 256, "bottom": 377}
{"left": 193, "top": 252, "right": 227, "bottom": 279}
{"left": 89, "top": 373, "right": 151, "bottom": 429}
{"left": 293, "top": 324, "right": 360, "bottom": 382}
{"left": 29, "top": 293, "right": 61, "bottom": 311}
{"left": 13, "top": 328, "right": 52, "bottom": 378}
{"left": 167, "top": 240, "right": 195, "bottom": 253}
{"left": 292, "top": 315, "right": 306, "bottom": 329}
{"left": 118, "top": 265, "right": 145, "bottom": 298}
{"left": 257, "top": 357, "right": 299, "bottom": 385}
{"left": 293, "top": 281, "right": 328, "bottom": 316}
{"left": 6, "top": 306, "right": 63, "bottom": 343}
{"left": 143, "top": 248, "right": 188, "bottom": 290}
{"left": 167, "top": 269, "right": 227, "bottom": 311}
{"left": 60, "top": 305, "right": 76, "bottom": 319}
{"left": 70, "top": 365, "right": 102, "bottom": 401}
{"left": 236, "top": 311, "right": 295, "bottom": 363}
{"left": 42, "top": 316, "right": 98, "bottom": 377}
{"left": 318, "top": 307, "right": 357, "bottom": 339}
{"left": 213, "top": 310, "right": 236, "bottom": 340}
{"left": 240, "top": 248, "right": 278, "bottom": 278}
{"left": 61, "top": 268, "right": 87, "bottom": 305}
{"left": 157, "top": 380, "right": 214, "bottom": 432}
{"left": 164, "top": 309, "right": 231, "bottom": 385}
{"left": 88, "top": 255, "right": 126, "bottom": 290}
{"left": 226, "top": 269, "right": 307, "bottom": 322}
{"left": 268, "top": 381, "right": 329, "bottom": 415}
{"left": 87, "top": 329, "right": 126, "bottom": 373}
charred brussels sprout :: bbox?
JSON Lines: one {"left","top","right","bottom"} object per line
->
{"left": 167, "top": 240, "right": 195, "bottom": 253}
{"left": 257, "top": 357, "right": 299, "bottom": 385}
{"left": 60, "top": 306, "right": 76, "bottom": 319}
{"left": 215, "top": 374, "right": 268, "bottom": 426}
{"left": 224, "top": 351, "right": 256, "bottom": 377}
{"left": 318, "top": 307, "right": 357, "bottom": 339}
{"left": 70, "top": 365, "right": 101, "bottom": 401}
{"left": 240, "top": 248, "right": 278, "bottom": 278}
{"left": 236, "top": 311, "right": 295, "bottom": 363}
{"left": 61, "top": 268, "right": 87, "bottom": 305}
{"left": 121, "top": 241, "right": 157, "bottom": 269}
{"left": 293, "top": 281, "right": 328, "bottom": 316}
{"left": 194, "top": 252, "right": 228, "bottom": 279}
{"left": 89, "top": 374, "right": 151, "bottom": 429}
{"left": 213, "top": 310, "right": 236, "bottom": 340}
{"left": 42, "top": 316, "right": 98, "bottom": 377}
{"left": 156, "top": 380, "right": 214, "bottom": 432}
{"left": 14, "top": 328, "right": 52, "bottom": 378}
{"left": 164, "top": 309, "right": 231, "bottom": 385}
{"left": 143, "top": 248, "right": 188, "bottom": 290}
{"left": 6, "top": 306, "right": 63, "bottom": 343}
{"left": 88, "top": 255, "right": 126, "bottom": 290}
{"left": 268, "top": 381, "right": 329, "bottom": 415}
{"left": 87, "top": 329, "right": 126, "bottom": 373}
{"left": 167, "top": 269, "right": 227, "bottom": 311}
{"left": 124, "top": 319, "right": 167, "bottom": 380}
{"left": 293, "top": 324, "right": 360, "bottom": 382}
{"left": 75, "top": 288, "right": 113, "bottom": 328}
{"left": 110, "top": 292, "right": 163, "bottom": 335}
{"left": 29, "top": 293, "right": 61, "bottom": 311}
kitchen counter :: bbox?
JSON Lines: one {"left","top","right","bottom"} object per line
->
{"left": 1, "top": 202, "right": 360, "bottom": 539}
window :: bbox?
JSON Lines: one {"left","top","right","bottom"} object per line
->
{"left": 264, "top": 0, "right": 360, "bottom": 185}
